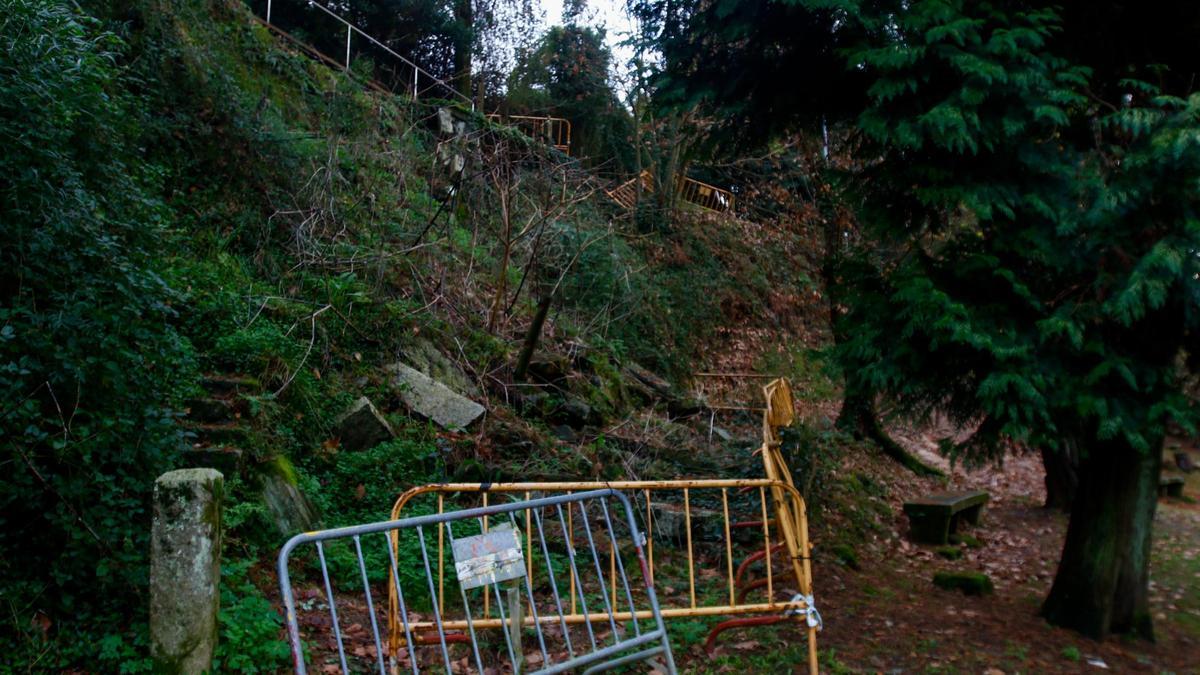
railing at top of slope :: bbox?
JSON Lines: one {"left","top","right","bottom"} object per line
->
{"left": 259, "top": 0, "right": 474, "bottom": 108}
{"left": 256, "top": 2, "right": 573, "bottom": 157}
{"left": 255, "top": 2, "right": 736, "bottom": 214}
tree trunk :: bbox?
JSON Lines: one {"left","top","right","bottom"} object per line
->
{"left": 452, "top": 0, "right": 473, "bottom": 96}
{"left": 1041, "top": 431, "right": 1161, "bottom": 640}
{"left": 513, "top": 292, "right": 553, "bottom": 381}
{"left": 822, "top": 207, "right": 941, "bottom": 478}
{"left": 486, "top": 177, "right": 512, "bottom": 332}
{"left": 836, "top": 384, "right": 943, "bottom": 477}
{"left": 1041, "top": 442, "right": 1079, "bottom": 512}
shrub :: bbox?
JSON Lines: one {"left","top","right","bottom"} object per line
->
{"left": 213, "top": 560, "right": 291, "bottom": 673}
{"left": 0, "top": 0, "right": 194, "bottom": 657}
{"left": 304, "top": 436, "right": 442, "bottom": 597}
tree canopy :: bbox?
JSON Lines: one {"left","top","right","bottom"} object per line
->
{"left": 508, "top": 23, "right": 635, "bottom": 173}
{"left": 653, "top": 0, "right": 1200, "bottom": 639}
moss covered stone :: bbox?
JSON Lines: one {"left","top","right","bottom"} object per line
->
{"left": 932, "top": 571, "right": 993, "bottom": 596}
{"left": 832, "top": 543, "right": 861, "bottom": 570}
{"left": 935, "top": 545, "right": 963, "bottom": 560}
{"left": 949, "top": 533, "right": 983, "bottom": 548}
{"left": 258, "top": 455, "right": 318, "bottom": 536}
{"left": 150, "top": 468, "right": 225, "bottom": 674}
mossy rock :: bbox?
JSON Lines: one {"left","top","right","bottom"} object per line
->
{"left": 256, "top": 455, "right": 319, "bottom": 536}
{"left": 578, "top": 352, "right": 631, "bottom": 416}
{"left": 832, "top": 543, "right": 861, "bottom": 571}
{"left": 935, "top": 545, "right": 963, "bottom": 560}
{"left": 949, "top": 533, "right": 983, "bottom": 548}
{"left": 932, "top": 571, "right": 993, "bottom": 596}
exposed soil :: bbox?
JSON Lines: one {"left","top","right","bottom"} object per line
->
{"left": 707, "top": 434, "right": 1200, "bottom": 674}
{"left": 273, "top": 408, "right": 1200, "bottom": 674}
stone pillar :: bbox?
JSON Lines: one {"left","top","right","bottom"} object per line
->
{"left": 150, "top": 468, "right": 224, "bottom": 674}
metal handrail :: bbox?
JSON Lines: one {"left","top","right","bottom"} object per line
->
{"left": 262, "top": 0, "right": 475, "bottom": 109}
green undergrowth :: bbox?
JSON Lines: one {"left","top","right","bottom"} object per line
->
{"left": 681, "top": 621, "right": 853, "bottom": 674}
{"left": 2, "top": 0, "right": 823, "bottom": 668}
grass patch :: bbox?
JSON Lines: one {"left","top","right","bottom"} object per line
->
{"left": 935, "top": 545, "right": 963, "bottom": 560}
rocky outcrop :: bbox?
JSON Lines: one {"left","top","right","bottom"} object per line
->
{"left": 526, "top": 352, "right": 571, "bottom": 385}
{"left": 387, "top": 362, "right": 486, "bottom": 429}
{"left": 621, "top": 362, "right": 674, "bottom": 402}
{"left": 333, "top": 396, "right": 395, "bottom": 452}
{"left": 402, "top": 338, "right": 480, "bottom": 397}
{"left": 556, "top": 398, "right": 600, "bottom": 428}
{"left": 259, "top": 456, "right": 319, "bottom": 536}
{"left": 648, "top": 501, "right": 723, "bottom": 546}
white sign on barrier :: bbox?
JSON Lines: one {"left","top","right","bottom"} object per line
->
{"left": 452, "top": 526, "right": 525, "bottom": 590}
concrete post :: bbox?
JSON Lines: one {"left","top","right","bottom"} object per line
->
{"left": 150, "top": 468, "right": 224, "bottom": 674}
{"left": 507, "top": 585, "right": 523, "bottom": 673}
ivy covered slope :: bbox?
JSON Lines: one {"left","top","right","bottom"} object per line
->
{"left": 0, "top": 0, "right": 816, "bottom": 668}
{"left": 1, "top": 0, "right": 200, "bottom": 667}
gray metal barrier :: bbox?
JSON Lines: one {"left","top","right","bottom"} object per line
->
{"left": 278, "top": 488, "right": 677, "bottom": 674}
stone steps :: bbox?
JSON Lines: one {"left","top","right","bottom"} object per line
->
{"left": 184, "top": 396, "right": 246, "bottom": 424}
{"left": 179, "top": 445, "right": 244, "bottom": 475}
{"left": 198, "top": 373, "right": 260, "bottom": 397}
{"left": 183, "top": 421, "right": 250, "bottom": 447}
{"left": 180, "top": 373, "right": 257, "bottom": 465}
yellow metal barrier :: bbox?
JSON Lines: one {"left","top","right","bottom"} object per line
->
{"left": 605, "top": 170, "right": 654, "bottom": 209}
{"left": 678, "top": 176, "right": 735, "bottom": 212}
{"left": 387, "top": 479, "right": 817, "bottom": 672}
{"left": 604, "top": 171, "right": 736, "bottom": 214}
{"left": 486, "top": 114, "right": 572, "bottom": 154}
{"left": 385, "top": 379, "right": 819, "bottom": 672}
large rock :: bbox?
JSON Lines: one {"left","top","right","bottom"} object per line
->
{"left": 387, "top": 362, "right": 486, "bottom": 429}
{"left": 555, "top": 397, "right": 600, "bottom": 429}
{"left": 151, "top": 468, "right": 224, "bottom": 674}
{"left": 648, "top": 501, "right": 723, "bottom": 546}
{"left": 259, "top": 456, "right": 319, "bottom": 536}
{"left": 334, "top": 396, "right": 395, "bottom": 452}
{"left": 401, "top": 339, "right": 480, "bottom": 397}
{"left": 436, "top": 108, "right": 468, "bottom": 175}
{"left": 437, "top": 107, "right": 456, "bottom": 135}
{"left": 621, "top": 362, "right": 674, "bottom": 399}
{"left": 526, "top": 353, "right": 571, "bottom": 384}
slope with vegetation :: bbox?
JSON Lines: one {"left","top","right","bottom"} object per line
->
{"left": 0, "top": 0, "right": 816, "bottom": 668}
{"left": 5, "top": 0, "right": 1200, "bottom": 671}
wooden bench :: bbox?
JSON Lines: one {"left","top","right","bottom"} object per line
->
{"left": 1159, "top": 475, "right": 1185, "bottom": 498}
{"left": 903, "top": 490, "right": 989, "bottom": 545}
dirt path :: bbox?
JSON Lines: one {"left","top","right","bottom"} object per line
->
{"left": 270, "top": 424, "right": 1199, "bottom": 673}
{"left": 801, "top": 443, "right": 1200, "bottom": 674}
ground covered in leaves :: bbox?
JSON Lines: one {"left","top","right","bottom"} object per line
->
{"left": 695, "top": 436, "right": 1200, "bottom": 674}
{"left": 274, "top": 426, "right": 1200, "bottom": 674}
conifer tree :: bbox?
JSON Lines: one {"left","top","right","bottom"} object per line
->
{"left": 655, "top": 0, "right": 1200, "bottom": 638}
